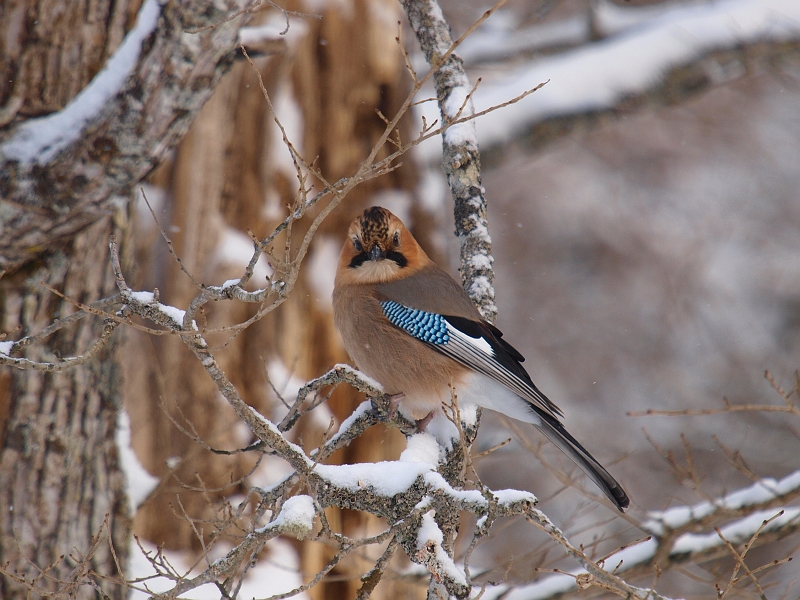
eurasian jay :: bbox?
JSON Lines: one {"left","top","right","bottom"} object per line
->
{"left": 332, "top": 206, "right": 629, "bottom": 511}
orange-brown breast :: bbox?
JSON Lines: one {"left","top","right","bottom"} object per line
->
{"left": 332, "top": 282, "right": 467, "bottom": 419}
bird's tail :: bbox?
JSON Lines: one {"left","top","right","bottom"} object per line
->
{"left": 534, "top": 416, "right": 630, "bottom": 511}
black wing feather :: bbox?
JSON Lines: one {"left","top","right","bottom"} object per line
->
{"left": 376, "top": 291, "right": 630, "bottom": 510}
{"left": 440, "top": 315, "right": 563, "bottom": 419}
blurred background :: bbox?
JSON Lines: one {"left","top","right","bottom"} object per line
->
{"left": 5, "top": 0, "right": 798, "bottom": 598}
{"left": 124, "top": 0, "right": 800, "bottom": 597}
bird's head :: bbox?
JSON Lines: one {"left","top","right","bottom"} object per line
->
{"left": 336, "top": 206, "right": 429, "bottom": 284}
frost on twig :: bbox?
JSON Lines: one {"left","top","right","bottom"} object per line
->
{"left": 483, "top": 468, "right": 800, "bottom": 600}
{"left": 401, "top": 0, "right": 498, "bottom": 323}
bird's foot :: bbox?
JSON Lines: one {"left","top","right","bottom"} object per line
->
{"left": 415, "top": 411, "right": 435, "bottom": 432}
{"left": 385, "top": 392, "right": 405, "bottom": 418}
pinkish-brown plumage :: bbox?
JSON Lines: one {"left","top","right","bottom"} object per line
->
{"left": 332, "top": 206, "right": 630, "bottom": 511}
{"left": 333, "top": 207, "right": 474, "bottom": 418}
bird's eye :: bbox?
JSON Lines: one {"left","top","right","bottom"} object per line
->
{"left": 353, "top": 238, "right": 363, "bottom": 252}
{"left": 393, "top": 232, "right": 400, "bottom": 247}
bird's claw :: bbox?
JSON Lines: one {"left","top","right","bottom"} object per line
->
{"left": 386, "top": 392, "right": 405, "bottom": 418}
{"left": 415, "top": 411, "right": 435, "bottom": 432}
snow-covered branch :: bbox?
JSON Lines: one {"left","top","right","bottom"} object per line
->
{"left": 0, "top": 0, "right": 253, "bottom": 272}
{"left": 416, "top": 0, "right": 800, "bottom": 159}
{"left": 478, "top": 470, "right": 800, "bottom": 600}
{"left": 401, "top": 0, "right": 498, "bottom": 323}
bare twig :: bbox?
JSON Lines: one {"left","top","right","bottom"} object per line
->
{"left": 0, "top": 318, "right": 120, "bottom": 372}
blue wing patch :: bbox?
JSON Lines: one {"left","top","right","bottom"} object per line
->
{"left": 380, "top": 300, "right": 450, "bottom": 345}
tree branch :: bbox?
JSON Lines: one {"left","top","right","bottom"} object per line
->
{"left": 0, "top": 0, "right": 253, "bottom": 272}
{"left": 400, "top": 0, "right": 500, "bottom": 323}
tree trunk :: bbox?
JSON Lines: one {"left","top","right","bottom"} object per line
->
{"left": 0, "top": 215, "right": 130, "bottom": 599}
{"left": 0, "top": 1, "right": 139, "bottom": 597}
{"left": 1, "top": 0, "right": 252, "bottom": 596}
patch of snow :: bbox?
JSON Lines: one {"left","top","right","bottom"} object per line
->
{"left": 466, "top": 216, "right": 491, "bottom": 241}
{"left": 487, "top": 503, "right": 800, "bottom": 599}
{"left": 483, "top": 536, "right": 658, "bottom": 600}
{"left": 467, "top": 275, "right": 494, "bottom": 301}
{"left": 417, "top": 511, "right": 467, "bottom": 585}
{"left": 261, "top": 495, "right": 316, "bottom": 539}
{"left": 323, "top": 400, "right": 372, "bottom": 450}
{"left": 0, "top": 341, "right": 14, "bottom": 356}
{"left": 247, "top": 405, "right": 313, "bottom": 468}
{"left": 424, "top": 472, "right": 487, "bottom": 506}
{"left": 305, "top": 235, "right": 340, "bottom": 311}
{"left": 457, "top": 13, "right": 587, "bottom": 64}
{"left": 116, "top": 411, "right": 159, "bottom": 512}
{"left": 127, "top": 290, "right": 194, "bottom": 329}
{"left": 672, "top": 508, "right": 800, "bottom": 554}
{"left": 1, "top": 0, "right": 161, "bottom": 164}
{"left": 421, "top": 410, "right": 461, "bottom": 447}
{"left": 333, "top": 363, "right": 384, "bottom": 392}
{"left": 494, "top": 488, "right": 537, "bottom": 506}
{"left": 594, "top": 0, "right": 717, "bottom": 38}
{"left": 643, "top": 468, "right": 800, "bottom": 534}
{"left": 155, "top": 303, "right": 187, "bottom": 326}
{"left": 314, "top": 461, "right": 432, "bottom": 496}
{"left": 469, "top": 253, "right": 493, "bottom": 270}
{"left": 215, "top": 227, "right": 273, "bottom": 287}
{"left": 400, "top": 433, "right": 442, "bottom": 465}
{"left": 443, "top": 86, "right": 473, "bottom": 121}
{"left": 416, "top": 0, "right": 800, "bottom": 160}
{"left": 129, "top": 291, "right": 154, "bottom": 303}
{"left": 441, "top": 81, "right": 479, "bottom": 148}
{"left": 459, "top": 403, "right": 479, "bottom": 426}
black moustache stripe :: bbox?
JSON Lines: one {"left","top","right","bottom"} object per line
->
{"left": 349, "top": 252, "right": 369, "bottom": 268}
{"left": 348, "top": 250, "right": 408, "bottom": 269}
{"left": 385, "top": 250, "right": 407, "bottom": 268}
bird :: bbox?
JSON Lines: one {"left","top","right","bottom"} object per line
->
{"left": 332, "top": 206, "right": 629, "bottom": 511}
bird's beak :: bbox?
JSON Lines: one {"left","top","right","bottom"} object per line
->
{"left": 368, "top": 245, "right": 384, "bottom": 261}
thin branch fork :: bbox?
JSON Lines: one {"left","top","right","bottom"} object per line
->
{"left": 98, "top": 245, "right": 552, "bottom": 598}
{"left": 0, "top": 316, "right": 120, "bottom": 372}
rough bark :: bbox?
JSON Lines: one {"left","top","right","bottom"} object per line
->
{"left": 0, "top": 0, "right": 255, "bottom": 597}
{"left": 0, "top": 215, "right": 130, "bottom": 600}
{"left": 0, "top": 0, "right": 252, "bottom": 273}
